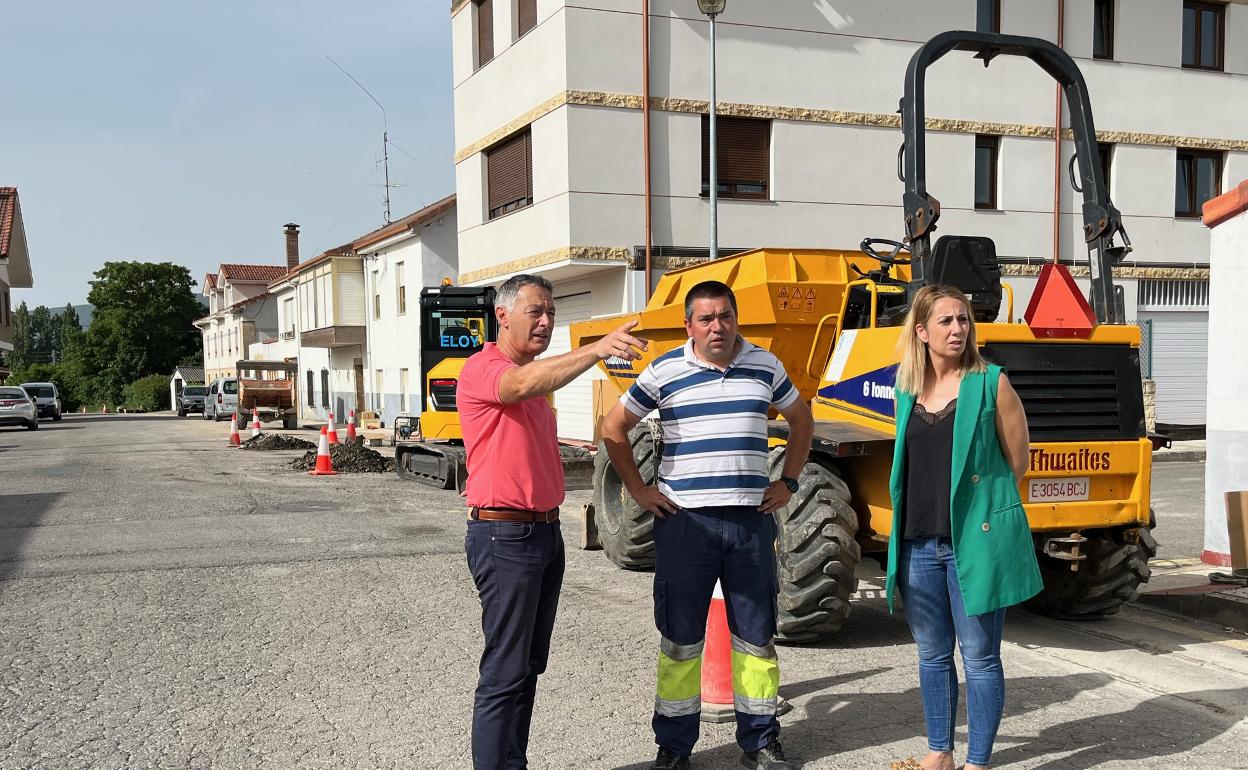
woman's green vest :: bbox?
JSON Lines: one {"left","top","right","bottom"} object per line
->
{"left": 885, "top": 364, "right": 1043, "bottom": 617}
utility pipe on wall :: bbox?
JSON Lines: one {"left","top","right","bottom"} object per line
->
{"left": 643, "top": 0, "right": 653, "bottom": 298}
{"left": 1052, "top": 0, "right": 1065, "bottom": 264}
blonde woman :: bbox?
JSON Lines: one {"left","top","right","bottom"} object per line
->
{"left": 885, "top": 285, "right": 1041, "bottom": 770}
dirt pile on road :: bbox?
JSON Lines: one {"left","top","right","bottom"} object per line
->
{"left": 290, "top": 441, "right": 395, "bottom": 473}
{"left": 241, "top": 434, "right": 316, "bottom": 451}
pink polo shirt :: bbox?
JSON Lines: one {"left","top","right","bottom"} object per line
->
{"left": 457, "top": 343, "right": 565, "bottom": 511}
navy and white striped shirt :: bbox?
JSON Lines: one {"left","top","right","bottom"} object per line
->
{"left": 621, "top": 337, "right": 800, "bottom": 508}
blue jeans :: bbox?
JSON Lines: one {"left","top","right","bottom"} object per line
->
{"left": 898, "top": 537, "right": 1005, "bottom": 767}
{"left": 465, "top": 520, "right": 565, "bottom": 770}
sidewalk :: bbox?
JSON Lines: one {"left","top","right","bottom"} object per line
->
{"left": 1153, "top": 439, "right": 1206, "bottom": 463}
{"left": 1138, "top": 557, "right": 1248, "bottom": 633}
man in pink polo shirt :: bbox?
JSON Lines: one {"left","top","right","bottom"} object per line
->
{"left": 458, "top": 273, "right": 646, "bottom": 770}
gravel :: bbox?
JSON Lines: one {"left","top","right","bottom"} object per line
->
{"left": 290, "top": 441, "right": 395, "bottom": 473}
{"left": 240, "top": 433, "right": 317, "bottom": 451}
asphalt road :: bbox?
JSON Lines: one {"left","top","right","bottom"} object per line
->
{"left": 1, "top": 414, "right": 1245, "bottom": 770}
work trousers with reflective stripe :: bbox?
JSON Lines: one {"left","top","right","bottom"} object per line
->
{"left": 465, "top": 519, "right": 565, "bottom": 770}
{"left": 652, "top": 506, "right": 780, "bottom": 757}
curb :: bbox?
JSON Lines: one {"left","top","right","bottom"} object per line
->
{"left": 1152, "top": 450, "right": 1206, "bottom": 463}
{"left": 1136, "top": 586, "right": 1248, "bottom": 632}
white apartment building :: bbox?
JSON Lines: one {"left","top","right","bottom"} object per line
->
{"left": 0, "top": 187, "right": 33, "bottom": 382}
{"left": 195, "top": 263, "right": 285, "bottom": 384}
{"left": 450, "top": 0, "right": 1248, "bottom": 436}
{"left": 357, "top": 196, "right": 458, "bottom": 423}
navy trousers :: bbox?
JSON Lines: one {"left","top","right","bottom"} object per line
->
{"left": 465, "top": 519, "right": 565, "bottom": 770}
{"left": 652, "top": 506, "right": 781, "bottom": 757}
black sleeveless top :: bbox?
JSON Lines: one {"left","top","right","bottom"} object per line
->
{"left": 901, "top": 399, "right": 956, "bottom": 539}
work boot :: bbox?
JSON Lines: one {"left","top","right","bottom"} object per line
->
{"left": 649, "top": 746, "right": 691, "bottom": 770}
{"left": 741, "top": 737, "right": 793, "bottom": 769}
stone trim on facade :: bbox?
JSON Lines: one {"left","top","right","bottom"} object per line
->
{"left": 1000, "top": 263, "right": 1211, "bottom": 280}
{"left": 458, "top": 245, "right": 632, "bottom": 284}
{"left": 455, "top": 89, "right": 1248, "bottom": 162}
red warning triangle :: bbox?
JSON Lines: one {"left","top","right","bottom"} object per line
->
{"left": 1023, "top": 263, "right": 1095, "bottom": 338}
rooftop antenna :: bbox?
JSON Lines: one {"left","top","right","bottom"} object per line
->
{"left": 327, "top": 55, "right": 394, "bottom": 223}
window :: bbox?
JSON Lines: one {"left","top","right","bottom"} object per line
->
{"left": 486, "top": 129, "right": 533, "bottom": 219}
{"left": 396, "top": 262, "right": 407, "bottom": 315}
{"left": 975, "top": 135, "right": 999, "bottom": 210}
{"left": 375, "top": 369, "right": 385, "bottom": 410}
{"left": 426, "top": 309, "right": 490, "bottom": 352}
{"left": 476, "top": 0, "right": 494, "bottom": 69}
{"left": 701, "top": 115, "right": 771, "bottom": 200}
{"left": 1183, "top": 1, "right": 1224, "bottom": 71}
{"left": 373, "top": 270, "right": 381, "bottom": 320}
{"left": 320, "top": 369, "right": 330, "bottom": 408}
{"left": 517, "top": 0, "right": 537, "bottom": 38}
{"left": 306, "top": 370, "right": 315, "bottom": 407}
{"left": 399, "top": 368, "right": 410, "bottom": 411}
{"left": 1093, "top": 0, "right": 1114, "bottom": 60}
{"left": 1175, "top": 149, "right": 1222, "bottom": 218}
{"left": 1097, "top": 142, "right": 1114, "bottom": 193}
{"left": 283, "top": 297, "right": 295, "bottom": 336}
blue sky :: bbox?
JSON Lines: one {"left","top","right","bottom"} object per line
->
{"left": 2, "top": 0, "right": 455, "bottom": 310}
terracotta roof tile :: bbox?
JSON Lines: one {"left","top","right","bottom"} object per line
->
{"left": 219, "top": 264, "right": 288, "bottom": 283}
{"left": 204, "top": 272, "right": 217, "bottom": 290}
{"left": 1204, "top": 179, "right": 1248, "bottom": 229}
{"left": 352, "top": 195, "right": 456, "bottom": 251}
{"left": 0, "top": 187, "right": 17, "bottom": 259}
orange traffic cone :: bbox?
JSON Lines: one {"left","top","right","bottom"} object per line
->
{"left": 227, "top": 414, "right": 241, "bottom": 447}
{"left": 701, "top": 580, "right": 735, "bottom": 723}
{"left": 250, "top": 408, "right": 262, "bottom": 439}
{"left": 326, "top": 411, "right": 340, "bottom": 444}
{"left": 347, "top": 409, "right": 358, "bottom": 442}
{"left": 308, "top": 426, "right": 338, "bottom": 476}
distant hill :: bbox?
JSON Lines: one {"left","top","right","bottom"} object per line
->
{"left": 72, "top": 304, "right": 93, "bottom": 329}
{"left": 67, "top": 296, "right": 206, "bottom": 330}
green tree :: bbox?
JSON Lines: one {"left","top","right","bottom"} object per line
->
{"left": 9, "top": 302, "right": 31, "bottom": 371}
{"left": 82, "top": 262, "right": 201, "bottom": 404}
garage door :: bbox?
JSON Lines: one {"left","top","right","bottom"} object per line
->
{"left": 1138, "top": 310, "right": 1208, "bottom": 426}
{"left": 545, "top": 283, "right": 602, "bottom": 441}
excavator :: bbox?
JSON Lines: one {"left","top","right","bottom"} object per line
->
{"left": 393, "top": 284, "right": 497, "bottom": 490}
{"left": 572, "top": 27, "right": 1160, "bottom": 643}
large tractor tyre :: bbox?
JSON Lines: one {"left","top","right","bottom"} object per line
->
{"left": 593, "top": 422, "right": 659, "bottom": 570}
{"left": 1025, "top": 517, "right": 1158, "bottom": 620}
{"left": 768, "top": 449, "right": 862, "bottom": 645}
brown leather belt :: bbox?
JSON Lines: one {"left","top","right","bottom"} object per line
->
{"left": 470, "top": 506, "right": 560, "bottom": 523}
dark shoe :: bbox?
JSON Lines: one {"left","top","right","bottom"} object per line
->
{"left": 741, "top": 737, "right": 793, "bottom": 769}
{"left": 650, "top": 746, "right": 691, "bottom": 770}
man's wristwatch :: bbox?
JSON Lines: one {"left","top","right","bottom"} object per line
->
{"left": 780, "top": 476, "right": 800, "bottom": 494}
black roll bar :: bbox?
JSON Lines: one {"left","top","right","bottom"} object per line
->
{"left": 899, "top": 30, "right": 1129, "bottom": 324}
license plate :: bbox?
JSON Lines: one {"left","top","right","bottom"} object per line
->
{"left": 1029, "top": 477, "right": 1090, "bottom": 502}
{"left": 0, "top": 405, "right": 13, "bottom": 411}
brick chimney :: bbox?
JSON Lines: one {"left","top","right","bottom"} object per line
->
{"left": 283, "top": 223, "right": 300, "bottom": 270}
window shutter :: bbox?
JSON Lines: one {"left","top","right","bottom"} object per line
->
{"left": 518, "top": 0, "right": 537, "bottom": 37}
{"left": 701, "top": 115, "right": 770, "bottom": 196}
{"left": 487, "top": 130, "right": 533, "bottom": 217}
{"left": 476, "top": 0, "right": 494, "bottom": 68}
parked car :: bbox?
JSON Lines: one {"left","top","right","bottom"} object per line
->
{"left": 203, "top": 377, "right": 239, "bottom": 422}
{"left": 0, "top": 386, "right": 39, "bottom": 431}
{"left": 20, "top": 381, "right": 62, "bottom": 421}
{"left": 177, "top": 385, "right": 209, "bottom": 417}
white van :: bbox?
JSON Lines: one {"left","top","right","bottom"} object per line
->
{"left": 203, "top": 378, "right": 239, "bottom": 422}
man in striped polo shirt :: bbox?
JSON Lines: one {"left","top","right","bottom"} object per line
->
{"left": 601, "top": 280, "right": 813, "bottom": 770}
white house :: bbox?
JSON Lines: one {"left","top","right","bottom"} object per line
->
{"left": 0, "top": 187, "right": 33, "bottom": 382}
{"left": 450, "top": 0, "right": 1248, "bottom": 436}
{"left": 195, "top": 263, "right": 286, "bottom": 384}
{"left": 357, "top": 195, "right": 458, "bottom": 423}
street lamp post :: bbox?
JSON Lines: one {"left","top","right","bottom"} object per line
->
{"left": 698, "top": 0, "right": 726, "bottom": 261}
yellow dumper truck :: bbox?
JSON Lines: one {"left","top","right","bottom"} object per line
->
{"left": 572, "top": 29, "right": 1158, "bottom": 643}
